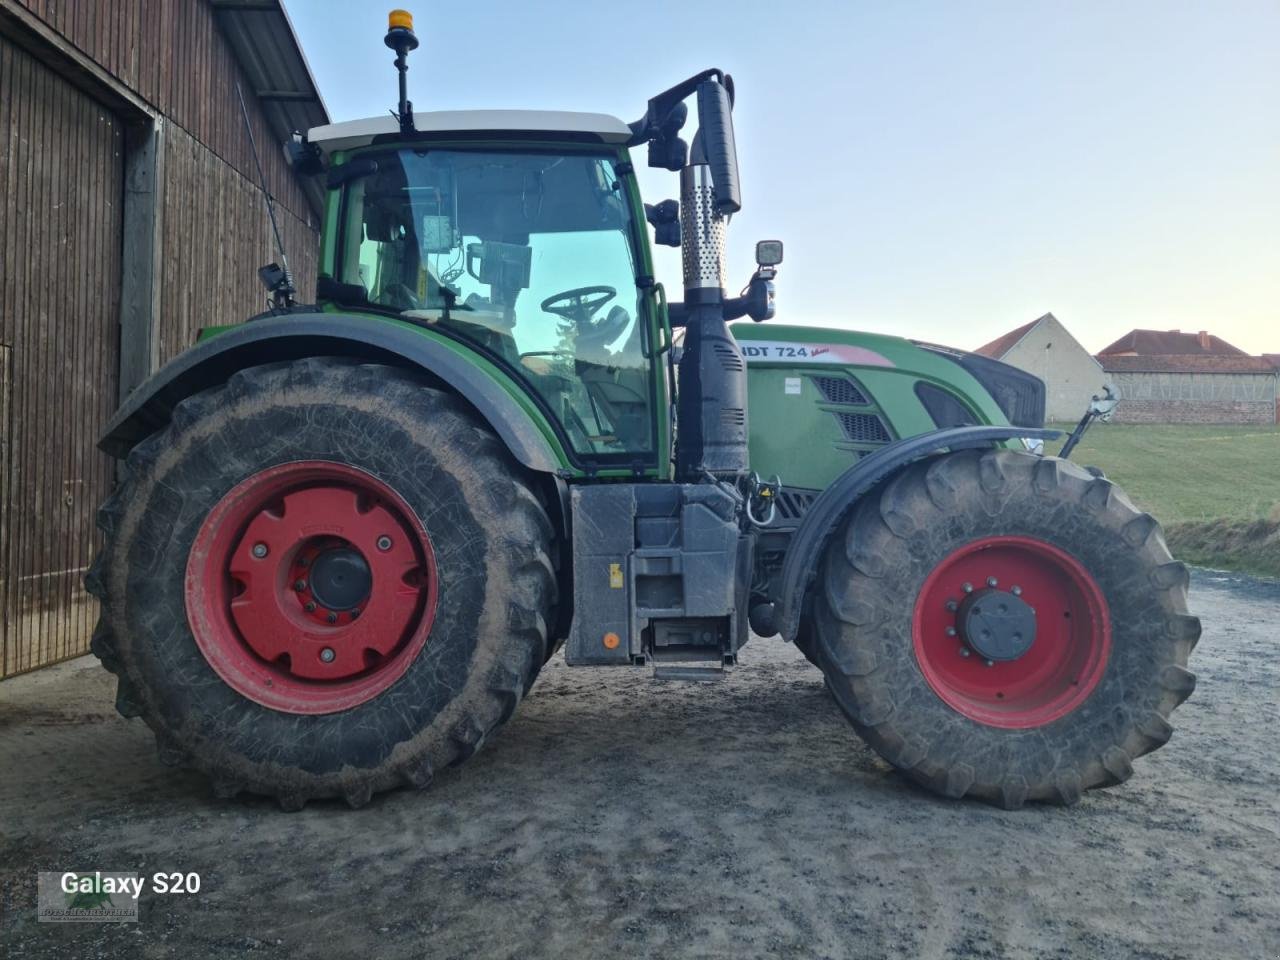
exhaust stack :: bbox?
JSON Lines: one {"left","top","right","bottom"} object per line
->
{"left": 674, "top": 79, "right": 749, "bottom": 480}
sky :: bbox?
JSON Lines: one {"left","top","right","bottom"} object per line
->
{"left": 287, "top": 1, "right": 1278, "bottom": 355}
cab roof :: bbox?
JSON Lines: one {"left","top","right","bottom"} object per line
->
{"left": 306, "top": 110, "right": 633, "bottom": 155}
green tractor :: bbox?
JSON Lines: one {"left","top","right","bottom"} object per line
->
{"left": 86, "top": 12, "right": 1198, "bottom": 810}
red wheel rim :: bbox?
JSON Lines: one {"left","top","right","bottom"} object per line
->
{"left": 912, "top": 536, "right": 1110, "bottom": 729}
{"left": 186, "top": 461, "right": 438, "bottom": 715}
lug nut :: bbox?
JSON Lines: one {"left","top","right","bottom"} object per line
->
{"left": 251, "top": 543, "right": 268, "bottom": 559}
{"left": 960, "top": 648, "right": 971, "bottom": 658}
{"left": 962, "top": 582, "right": 973, "bottom": 594}
{"left": 987, "top": 576, "right": 998, "bottom": 588}
{"left": 945, "top": 599, "right": 958, "bottom": 612}
{"left": 326, "top": 611, "right": 338, "bottom": 624}
{"left": 984, "top": 659, "right": 994, "bottom": 667}
{"left": 376, "top": 535, "right": 393, "bottom": 552}
{"left": 304, "top": 601, "right": 317, "bottom": 613}
{"left": 945, "top": 626, "right": 957, "bottom": 637}
{"left": 350, "top": 608, "right": 361, "bottom": 620}
{"left": 1011, "top": 585, "right": 1022, "bottom": 596}
{"left": 294, "top": 579, "right": 307, "bottom": 592}
{"left": 319, "top": 647, "right": 335, "bottom": 663}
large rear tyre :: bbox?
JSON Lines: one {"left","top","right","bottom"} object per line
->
{"left": 813, "top": 449, "right": 1199, "bottom": 808}
{"left": 86, "top": 358, "right": 556, "bottom": 809}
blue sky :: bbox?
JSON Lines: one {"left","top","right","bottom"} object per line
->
{"left": 287, "top": 1, "right": 1278, "bottom": 354}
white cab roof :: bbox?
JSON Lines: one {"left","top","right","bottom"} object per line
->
{"left": 307, "top": 110, "right": 633, "bottom": 154}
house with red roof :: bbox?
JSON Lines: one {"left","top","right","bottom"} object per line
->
{"left": 1098, "top": 329, "right": 1250, "bottom": 357}
{"left": 974, "top": 313, "right": 1106, "bottom": 421}
{"left": 1096, "top": 330, "right": 1277, "bottom": 424}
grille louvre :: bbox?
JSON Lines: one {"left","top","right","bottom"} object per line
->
{"left": 836, "top": 412, "right": 892, "bottom": 444}
{"left": 713, "top": 343, "right": 744, "bottom": 372}
{"left": 776, "top": 489, "right": 817, "bottom": 521}
{"left": 813, "top": 376, "right": 870, "bottom": 406}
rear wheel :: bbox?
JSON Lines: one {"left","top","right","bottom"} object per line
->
{"left": 86, "top": 358, "right": 556, "bottom": 809}
{"left": 813, "top": 449, "right": 1199, "bottom": 808}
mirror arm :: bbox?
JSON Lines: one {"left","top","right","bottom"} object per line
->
{"left": 627, "top": 68, "right": 729, "bottom": 145}
{"left": 722, "top": 269, "right": 776, "bottom": 323}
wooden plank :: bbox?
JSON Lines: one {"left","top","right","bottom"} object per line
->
{"left": 0, "top": 36, "right": 120, "bottom": 677}
{"left": 0, "top": 343, "right": 11, "bottom": 678}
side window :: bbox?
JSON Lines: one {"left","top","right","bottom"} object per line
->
{"left": 343, "top": 149, "right": 654, "bottom": 458}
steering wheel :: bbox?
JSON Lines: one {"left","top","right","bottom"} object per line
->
{"left": 540, "top": 285, "right": 616, "bottom": 325}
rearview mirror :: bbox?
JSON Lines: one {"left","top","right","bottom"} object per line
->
{"left": 756, "top": 240, "right": 784, "bottom": 267}
{"left": 695, "top": 80, "right": 741, "bottom": 215}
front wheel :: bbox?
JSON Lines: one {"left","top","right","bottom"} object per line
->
{"left": 813, "top": 449, "right": 1199, "bottom": 808}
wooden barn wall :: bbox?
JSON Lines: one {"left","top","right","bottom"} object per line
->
{"left": 0, "top": 35, "right": 123, "bottom": 678}
{"left": 10, "top": 0, "right": 314, "bottom": 230}
{"left": 156, "top": 122, "right": 318, "bottom": 361}
{"left": 0, "top": 1, "right": 320, "bottom": 677}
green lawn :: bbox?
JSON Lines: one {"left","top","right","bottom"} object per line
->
{"left": 1045, "top": 422, "right": 1280, "bottom": 577}
{"left": 1046, "top": 422, "right": 1280, "bottom": 524}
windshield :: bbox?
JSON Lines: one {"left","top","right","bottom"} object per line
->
{"left": 338, "top": 148, "right": 653, "bottom": 457}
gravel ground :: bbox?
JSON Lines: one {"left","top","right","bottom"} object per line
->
{"left": 2, "top": 569, "right": 1277, "bottom": 959}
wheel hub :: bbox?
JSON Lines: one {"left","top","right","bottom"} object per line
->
{"left": 958, "top": 588, "right": 1036, "bottom": 662}
{"left": 185, "top": 461, "right": 438, "bottom": 715}
{"left": 912, "top": 535, "right": 1111, "bottom": 729}
{"left": 308, "top": 547, "right": 373, "bottom": 611}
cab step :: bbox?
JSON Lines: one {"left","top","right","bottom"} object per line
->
{"left": 653, "top": 664, "right": 726, "bottom": 682}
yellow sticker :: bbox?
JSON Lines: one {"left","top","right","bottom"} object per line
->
{"left": 609, "top": 563, "right": 624, "bottom": 589}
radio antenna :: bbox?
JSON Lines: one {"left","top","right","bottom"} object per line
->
{"left": 236, "top": 80, "right": 296, "bottom": 310}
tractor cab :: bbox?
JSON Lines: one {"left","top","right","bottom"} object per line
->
{"left": 289, "top": 12, "right": 778, "bottom": 478}
{"left": 317, "top": 135, "right": 657, "bottom": 457}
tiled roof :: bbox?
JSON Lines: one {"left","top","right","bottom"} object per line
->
{"left": 1097, "top": 329, "right": 1248, "bottom": 356}
{"left": 974, "top": 315, "right": 1045, "bottom": 358}
{"left": 1098, "top": 354, "right": 1278, "bottom": 374}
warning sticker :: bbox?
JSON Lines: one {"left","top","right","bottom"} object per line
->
{"left": 784, "top": 377, "right": 802, "bottom": 395}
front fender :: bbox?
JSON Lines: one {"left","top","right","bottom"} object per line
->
{"left": 772, "top": 425, "right": 1061, "bottom": 642}
{"left": 100, "top": 313, "right": 566, "bottom": 473}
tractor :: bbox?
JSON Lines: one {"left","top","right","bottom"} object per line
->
{"left": 86, "top": 11, "right": 1198, "bottom": 811}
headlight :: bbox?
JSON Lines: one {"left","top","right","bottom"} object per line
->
{"left": 1021, "top": 437, "right": 1045, "bottom": 456}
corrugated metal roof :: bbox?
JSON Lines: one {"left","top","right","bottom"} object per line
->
{"left": 210, "top": 0, "right": 329, "bottom": 215}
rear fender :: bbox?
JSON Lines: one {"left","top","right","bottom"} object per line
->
{"left": 100, "top": 313, "right": 566, "bottom": 474}
{"left": 772, "top": 425, "right": 1061, "bottom": 642}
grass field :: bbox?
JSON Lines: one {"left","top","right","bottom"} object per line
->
{"left": 1046, "top": 422, "right": 1280, "bottom": 577}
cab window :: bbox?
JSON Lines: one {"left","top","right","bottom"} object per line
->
{"left": 339, "top": 148, "right": 654, "bottom": 457}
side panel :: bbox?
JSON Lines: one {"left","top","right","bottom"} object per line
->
{"left": 566, "top": 483, "right": 748, "bottom": 666}
{"left": 732, "top": 324, "right": 1012, "bottom": 491}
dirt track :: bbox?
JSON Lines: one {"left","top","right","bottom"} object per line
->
{"left": 2, "top": 570, "right": 1278, "bottom": 959}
